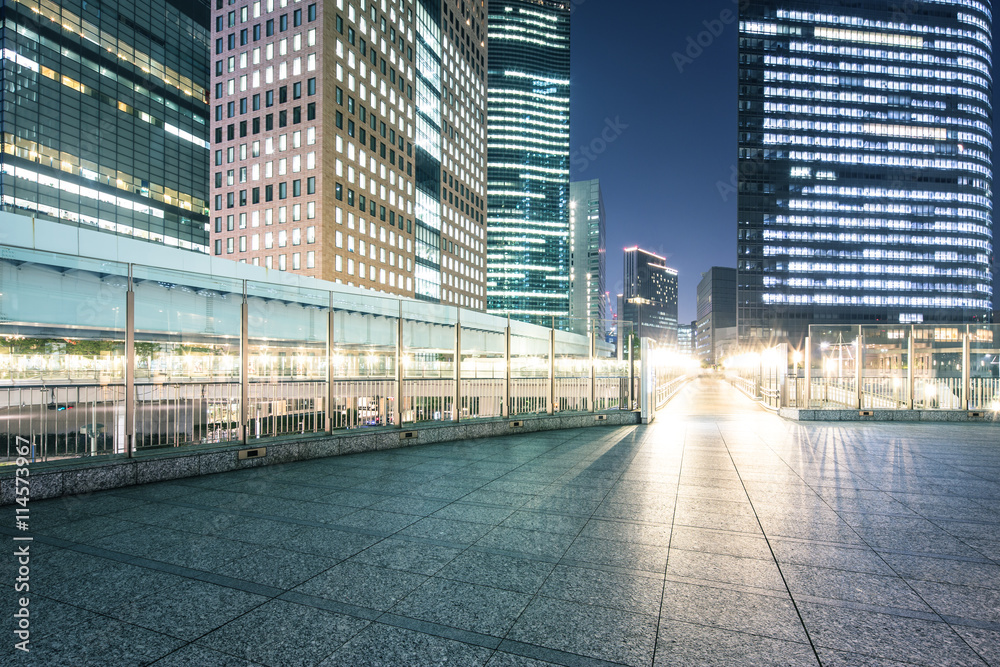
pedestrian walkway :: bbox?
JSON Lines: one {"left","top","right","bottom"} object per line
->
{"left": 5, "top": 378, "right": 999, "bottom": 665}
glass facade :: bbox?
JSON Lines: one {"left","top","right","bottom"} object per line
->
{"left": 569, "top": 179, "right": 607, "bottom": 335}
{"left": 486, "top": 0, "right": 570, "bottom": 328}
{"left": 0, "top": 0, "right": 211, "bottom": 251}
{"left": 620, "top": 247, "right": 679, "bottom": 348}
{"left": 414, "top": 0, "right": 444, "bottom": 302}
{"left": 696, "top": 266, "right": 738, "bottom": 364}
{"left": 738, "top": 0, "right": 994, "bottom": 346}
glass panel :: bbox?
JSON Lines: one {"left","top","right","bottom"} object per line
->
{"left": 860, "top": 325, "right": 909, "bottom": 409}
{"left": 132, "top": 266, "right": 243, "bottom": 449}
{"left": 807, "top": 325, "right": 859, "bottom": 409}
{"left": 969, "top": 324, "right": 1000, "bottom": 412}
{"left": 331, "top": 293, "right": 398, "bottom": 428}
{"left": 247, "top": 281, "right": 328, "bottom": 438}
{"left": 911, "top": 326, "right": 962, "bottom": 410}
{"left": 0, "top": 248, "right": 129, "bottom": 461}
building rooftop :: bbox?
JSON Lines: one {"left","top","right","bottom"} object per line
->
{"left": 7, "top": 379, "right": 999, "bottom": 665}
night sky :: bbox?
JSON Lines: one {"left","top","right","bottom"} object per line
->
{"left": 570, "top": 0, "right": 740, "bottom": 324}
{"left": 570, "top": 0, "right": 998, "bottom": 324}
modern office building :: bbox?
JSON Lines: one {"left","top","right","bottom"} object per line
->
{"left": 486, "top": 0, "right": 571, "bottom": 327}
{"left": 0, "top": 0, "right": 211, "bottom": 251}
{"left": 569, "top": 179, "right": 606, "bottom": 334}
{"left": 619, "top": 247, "right": 679, "bottom": 348}
{"left": 210, "top": 0, "right": 488, "bottom": 308}
{"left": 697, "top": 266, "right": 738, "bottom": 365}
{"left": 737, "top": 0, "right": 993, "bottom": 347}
{"left": 677, "top": 321, "right": 696, "bottom": 357}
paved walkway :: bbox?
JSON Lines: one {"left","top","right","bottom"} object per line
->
{"left": 5, "top": 378, "right": 1000, "bottom": 666}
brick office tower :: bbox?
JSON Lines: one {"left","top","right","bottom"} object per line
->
{"left": 210, "top": 0, "right": 488, "bottom": 308}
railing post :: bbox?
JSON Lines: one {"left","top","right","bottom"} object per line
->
{"left": 326, "top": 298, "right": 334, "bottom": 433}
{"left": 906, "top": 327, "right": 914, "bottom": 410}
{"left": 503, "top": 316, "right": 510, "bottom": 418}
{"left": 589, "top": 330, "right": 596, "bottom": 413}
{"left": 855, "top": 328, "right": 863, "bottom": 410}
{"left": 962, "top": 327, "right": 970, "bottom": 410}
{"left": 240, "top": 280, "right": 249, "bottom": 444}
{"left": 395, "top": 300, "right": 403, "bottom": 428}
{"left": 453, "top": 311, "right": 461, "bottom": 422}
{"left": 628, "top": 333, "right": 635, "bottom": 410}
{"left": 804, "top": 336, "right": 811, "bottom": 409}
{"left": 125, "top": 264, "right": 135, "bottom": 457}
{"left": 547, "top": 317, "right": 555, "bottom": 415}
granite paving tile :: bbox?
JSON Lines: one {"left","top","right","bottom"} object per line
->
{"left": 197, "top": 599, "right": 369, "bottom": 666}
{"left": 319, "top": 622, "right": 493, "bottom": 666}
{"left": 653, "top": 620, "right": 817, "bottom": 666}
{"left": 798, "top": 601, "right": 987, "bottom": 666}
{"left": 293, "top": 561, "right": 427, "bottom": 611}
{"left": 506, "top": 596, "right": 657, "bottom": 667}
{"left": 436, "top": 550, "right": 557, "bottom": 594}
{"left": 391, "top": 576, "right": 531, "bottom": 637}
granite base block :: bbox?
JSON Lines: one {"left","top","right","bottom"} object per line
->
{"left": 780, "top": 408, "right": 999, "bottom": 423}
{"left": 135, "top": 456, "right": 200, "bottom": 486}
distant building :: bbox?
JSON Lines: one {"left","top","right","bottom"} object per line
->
{"left": 697, "top": 267, "right": 737, "bottom": 365}
{"left": 569, "top": 180, "right": 606, "bottom": 335}
{"left": 677, "top": 321, "right": 696, "bottom": 356}
{"left": 486, "top": 0, "right": 571, "bottom": 327}
{"left": 738, "top": 0, "right": 993, "bottom": 346}
{"left": 619, "top": 247, "right": 678, "bottom": 348}
{"left": 1, "top": 0, "right": 211, "bottom": 252}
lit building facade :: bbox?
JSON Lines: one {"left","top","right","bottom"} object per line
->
{"left": 619, "top": 246, "right": 678, "bottom": 348}
{"left": 677, "top": 321, "right": 696, "bottom": 356}
{"left": 486, "top": 0, "right": 570, "bottom": 327}
{"left": 210, "top": 0, "right": 488, "bottom": 308}
{"left": 696, "top": 266, "right": 738, "bottom": 364}
{"left": 738, "top": 0, "right": 994, "bottom": 346}
{"left": 1, "top": 0, "right": 211, "bottom": 251}
{"left": 569, "top": 179, "right": 606, "bottom": 334}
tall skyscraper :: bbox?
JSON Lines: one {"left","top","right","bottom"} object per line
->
{"left": 738, "top": 0, "right": 993, "bottom": 346}
{"left": 1, "top": 0, "right": 211, "bottom": 251}
{"left": 210, "top": 0, "right": 488, "bottom": 309}
{"left": 619, "top": 246, "right": 679, "bottom": 347}
{"left": 569, "top": 179, "right": 606, "bottom": 334}
{"left": 697, "top": 267, "right": 738, "bottom": 365}
{"left": 486, "top": 0, "right": 570, "bottom": 327}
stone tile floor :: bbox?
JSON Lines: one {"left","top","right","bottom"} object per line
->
{"left": 4, "top": 378, "right": 1000, "bottom": 665}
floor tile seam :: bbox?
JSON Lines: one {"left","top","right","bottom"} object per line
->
{"left": 494, "top": 428, "right": 653, "bottom": 654}
{"left": 7, "top": 530, "right": 290, "bottom": 599}
{"left": 660, "top": 572, "right": 795, "bottom": 600}
{"left": 495, "top": 638, "right": 629, "bottom": 667}
{"left": 714, "top": 421, "right": 824, "bottom": 666}
{"left": 790, "top": 592, "right": 941, "bottom": 621}
{"left": 651, "top": 420, "right": 692, "bottom": 666}
{"left": 752, "top": 430, "right": 995, "bottom": 666}
{"left": 127, "top": 497, "right": 420, "bottom": 541}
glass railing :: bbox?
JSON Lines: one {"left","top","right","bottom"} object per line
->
{"left": 0, "top": 245, "right": 645, "bottom": 465}
{"left": 726, "top": 324, "right": 1000, "bottom": 413}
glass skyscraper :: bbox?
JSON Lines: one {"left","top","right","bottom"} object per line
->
{"left": 569, "top": 179, "right": 606, "bottom": 334}
{"left": 1, "top": 0, "right": 211, "bottom": 252}
{"left": 486, "top": 0, "right": 570, "bottom": 327}
{"left": 738, "top": 0, "right": 993, "bottom": 346}
{"left": 619, "top": 247, "right": 679, "bottom": 348}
